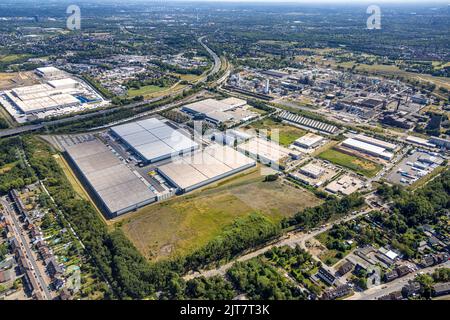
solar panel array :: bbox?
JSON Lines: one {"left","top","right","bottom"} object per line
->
{"left": 111, "top": 118, "right": 199, "bottom": 163}
{"left": 279, "top": 111, "right": 339, "bottom": 135}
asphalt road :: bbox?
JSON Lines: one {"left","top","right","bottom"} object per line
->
{"left": 0, "top": 36, "right": 222, "bottom": 139}
{"left": 347, "top": 260, "right": 450, "bottom": 300}
{"left": 183, "top": 207, "right": 371, "bottom": 281}
{"left": 1, "top": 198, "right": 52, "bottom": 300}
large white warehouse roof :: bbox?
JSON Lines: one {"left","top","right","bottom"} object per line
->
{"left": 342, "top": 138, "right": 394, "bottom": 160}
{"left": 111, "top": 118, "right": 199, "bottom": 163}
{"left": 157, "top": 145, "right": 256, "bottom": 193}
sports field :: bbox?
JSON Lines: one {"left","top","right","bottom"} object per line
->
{"left": 318, "top": 148, "right": 382, "bottom": 178}
{"left": 247, "top": 117, "right": 307, "bottom": 146}
{"left": 119, "top": 168, "right": 322, "bottom": 261}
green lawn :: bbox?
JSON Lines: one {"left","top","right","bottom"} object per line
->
{"left": 315, "top": 231, "right": 355, "bottom": 267}
{"left": 120, "top": 169, "right": 322, "bottom": 262}
{"left": 0, "top": 54, "right": 31, "bottom": 63}
{"left": 127, "top": 85, "right": 167, "bottom": 97}
{"left": 318, "top": 148, "right": 382, "bottom": 178}
{"left": 248, "top": 117, "right": 307, "bottom": 146}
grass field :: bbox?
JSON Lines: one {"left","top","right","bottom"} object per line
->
{"left": 0, "top": 54, "right": 31, "bottom": 63}
{"left": 0, "top": 162, "right": 16, "bottom": 174}
{"left": 119, "top": 168, "right": 322, "bottom": 261}
{"left": 127, "top": 85, "right": 167, "bottom": 97}
{"left": 318, "top": 148, "right": 382, "bottom": 178}
{"left": 315, "top": 231, "right": 355, "bottom": 266}
{"left": 172, "top": 72, "right": 203, "bottom": 82}
{"left": 247, "top": 117, "right": 307, "bottom": 146}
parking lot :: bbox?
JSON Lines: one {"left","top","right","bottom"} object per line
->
{"left": 386, "top": 149, "right": 444, "bottom": 186}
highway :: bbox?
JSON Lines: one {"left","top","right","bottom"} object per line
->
{"left": 0, "top": 36, "right": 223, "bottom": 139}
{"left": 1, "top": 198, "right": 52, "bottom": 300}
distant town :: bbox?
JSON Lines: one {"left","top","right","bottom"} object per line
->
{"left": 0, "top": 0, "right": 448, "bottom": 303}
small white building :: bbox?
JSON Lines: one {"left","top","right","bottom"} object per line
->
{"left": 294, "top": 133, "right": 324, "bottom": 149}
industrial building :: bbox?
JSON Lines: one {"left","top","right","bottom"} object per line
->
{"left": 293, "top": 133, "right": 324, "bottom": 149}
{"left": 237, "top": 137, "right": 297, "bottom": 167}
{"left": 3, "top": 82, "right": 81, "bottom": 114}
{"left": 279, "top": 111, "right": 340, "bottom": 135}
{"left": 65, "top": 140, "right": 157, "bottom": 217}
{"left": 181, "top": 98, "right": 257, "bottom": 126}
{"left": 352, "top": 134, "right": 397, "bottom": 151}
{"left": 325, "top": 174, "right": 365, "bottom": 195}
{"left": 1, "top": 70, "right": 102, "bottom": 118}
{"left": 213, "top": 129, "right": 252, "bottom": 146}
{"left": 111, "top": 118, "right": 199, "bottom": 164}
{"left": 289, "top": 160, "right": 339, "bottom": 187}
{"left": 341, "top": 138, "right": 394, "bottom": 160}
{"left": 299, "top": 163, "right": 326, "bottom": 179}
{"left": 35, "top": 66, "right": 65, "bottom": 79}
{"left": 157, "top": 145, "right": 256, "bottom": 193}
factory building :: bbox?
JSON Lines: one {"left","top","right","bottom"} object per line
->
{"left": 237, "top": 137, "right": 297, "bottom": 167}
{"left": 4, "top": 81, "right": 82, "bottom": 114}
{"left": 342, "top": 138, "right": 394, "bottom": 160}
{"left": 65, "top": 140, "right": 157, "bottom": 217}
{"left": 35, "top": 66, "right": 64, "bottom": 79}
{"left": 429, "top": 136, "right": 450, "bottom": 150}
{"left": 294, "top": 133, "right": 324, "bottom": 149}
{"left": 299, "top": 163, "right": 325, "bottom": 179}
{"left": 181, "top": 98, "right": 256, "bottom": 126}
{"left": 157, "top": 145, "right": 256, "bottom": 193}
{"left": 111, "top": 118, "right": 199, "bottom": 164}
{"left": 213, "top": 129, "right": 252, "bottom": 146}
{"left": 279, "top": 110, "right": 340, "bottom": 135}
{"left": 352, "top": 134, "right": 397, "bottom": 151}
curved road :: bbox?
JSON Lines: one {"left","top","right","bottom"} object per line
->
{"left": 0, "top": 36, "right": 223, "bottom": 139}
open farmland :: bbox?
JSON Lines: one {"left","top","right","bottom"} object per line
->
{"left": 119, "top": 168, "right": 322, "bottom": 261}
{"left": 246, "top": 117, "right": 307, "bottom": 146}
{"left": 318, "top": 148, "right": 382, "bottom": 178}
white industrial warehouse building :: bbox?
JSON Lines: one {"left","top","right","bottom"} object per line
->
{"left": 157, "top": 145, "right": 256, "bottom": 193}
{"left": 111, "top": 118, "right": 199, "bottom": 163}
{"left": 65, "top": 140, "right": 157, "bottom": 217}
{"left": 181, "top": 97, "right": 257, "bottom": 125}
{"left": 294, "top": 133, "right": 324, "bottom": 149}
{"left": 342, "top": 138, "right": 394, "bottom": 160}
{"left": 237, "top": 137, "right": 297, "bottom": 166}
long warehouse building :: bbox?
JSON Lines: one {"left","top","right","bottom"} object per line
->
{"left": 111, "top": 118, "right": 199, "bottom": 164}
{"left": 157, "top": 144, "right": 256, "bottom": 193}
{"left": 342, "top": 138, "right": 394, "bottom": 160}
{"left": 65, "top": 140, "right": 156, "bottom": 217}
{"left": 279, "top": 110, "right": 340, "bottom": 135}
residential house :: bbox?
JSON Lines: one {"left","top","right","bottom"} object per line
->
{"left": 432, "top": 282, "right": 450, "bottom": 297}
{"left": 45, "top": 257, "right": 64, "bottom": 278}
{"left": 317, "top": 267, "right": 336, "bottom": 286}
{"left": 384, "top": 270, "right": 399, "bottom": 282}
{"left": 337, "top": 261, "right": 355, "bottom": 276}
{"left": 402, "top": 281, "right": 421, "bottom": 298}
{"left": 322, "top": 284, "right": 352, "bottom": 300}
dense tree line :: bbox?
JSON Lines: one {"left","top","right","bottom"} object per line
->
{"left": 282, "top": 193, "right": 365, "bottom": 229}
{"left": 0, "top": 137, "right": 36, "bottom": 194}
{"left": 183, "top": 213, "right": 281, "bottom": 271}
{"left": 0, "top": 118, "right": 9, "bottom": 129}
{"left": 227, "top": 258, "right": 307, "bottom": 300}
